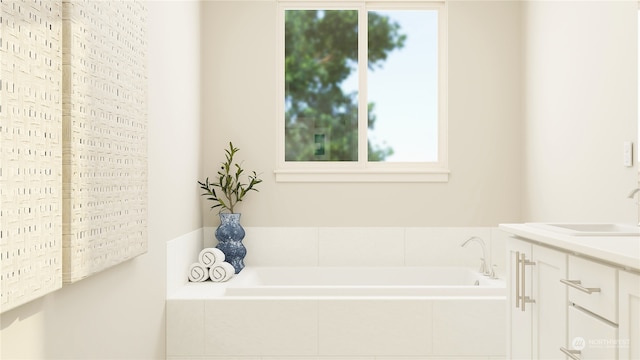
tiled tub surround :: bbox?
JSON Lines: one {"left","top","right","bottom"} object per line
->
{"left": 166, "top": 227, "right": 508, "bottom": 359}
{"left": 202, "top": 227, "right": 508, "bottom": 272}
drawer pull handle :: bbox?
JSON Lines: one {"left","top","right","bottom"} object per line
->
{"left": 515, "top": 251, "right": 520, "bottom": 308}
{"left": 560, "top": 279, "right": 601, "bottom": 294}
{"left": 520, "top": 254, "right": 536, "bottom": 311}
{"left": 560, "top": 347, "right": 581, "bottom": 360}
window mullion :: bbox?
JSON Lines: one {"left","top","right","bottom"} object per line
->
{"left": 357, "top": 5, "right": 368, "bottom": 167}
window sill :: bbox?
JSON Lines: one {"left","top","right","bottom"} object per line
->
{"left": 274, "top": 168, "right": 450, "bottom": 183}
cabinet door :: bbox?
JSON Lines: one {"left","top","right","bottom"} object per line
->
{"left": 567, "top": 305, "right": 617, "bottom": 359}
{"left": 532, "top": 245, "right": 567, "bottom": 359}
{"left": 507, "top": 238, "right": 533, "bottom": 359}
{"left": 619, "top": 270, "right": 640, "bottom": 360}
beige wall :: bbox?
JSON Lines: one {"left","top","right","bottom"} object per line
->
{"left": 522, "top": 1, "right": 639, "bottom": 223}
{"left": 0, "top": 1, "right": 202, "bottom": 358}
{"left": 200, "top": 1, "right": 523, "bottom": 227}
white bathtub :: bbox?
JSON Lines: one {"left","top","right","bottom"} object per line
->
{"left": 168, "top": 266, "right": 507, "bottom": 358}
{"left": 167, "top": 229, "right": 509, "bottom": 359}
{"left": 225, "top": 266, "right": 505, "bottom": 297}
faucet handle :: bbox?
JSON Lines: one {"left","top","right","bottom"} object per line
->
{"left": 489, "top": 264, "right": 498, "bottom": 279}
{"left": 478, "top": 257, "right": 488, "bottom": 275}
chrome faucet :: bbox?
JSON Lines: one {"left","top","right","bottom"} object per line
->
{"left": 460, "top": 236, "right": 490, "bottom": 276}
{"left": 628, "top": 188, "right": 640, "bottom": 226}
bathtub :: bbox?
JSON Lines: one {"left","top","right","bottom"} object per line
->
{"left": 167, "top": 266, "right": 507, "bottom": 358}
{"left": 225, "top": 266, "right": 505, "bottom": 297}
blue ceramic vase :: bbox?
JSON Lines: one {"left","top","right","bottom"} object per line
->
{"left": 215, "top": 213, "right": 246, "bottom": 274}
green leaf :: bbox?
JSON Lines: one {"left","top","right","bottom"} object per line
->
{"left": 198, "top": 142, "right": 262, "bottom": 213}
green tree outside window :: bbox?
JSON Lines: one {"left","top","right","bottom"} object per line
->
{"left": 284, "top": 10, "right": 406, "bottom": 161}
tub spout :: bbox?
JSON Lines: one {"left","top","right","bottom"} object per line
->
{"left": 460, "top": 236, "right": 490, "bottom": 276}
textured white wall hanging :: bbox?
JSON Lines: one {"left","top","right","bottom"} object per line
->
{"left": 0, "top": 0, "right": 64, "bottom": 313}
{"left": 61, "top": 0, "right": 148, "bottom": 284}
{"left": 0, "top": 0, "right": 148, "bottom": 311}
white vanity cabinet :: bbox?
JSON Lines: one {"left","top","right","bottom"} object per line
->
{"left": 563, "top": 255, "right": 619, "bottom": 359}
{"left": 507, "top": 238, "right": 567, "bottom": 359}
{"left": 506, "top": 230, "right": 640, "bottom": 360}
{"left": 619, "top": 270, "right": 640, "bottom": 359}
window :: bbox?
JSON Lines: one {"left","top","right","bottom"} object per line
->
{"left": 276, "top": 2, "right": 448, "bottom": 182}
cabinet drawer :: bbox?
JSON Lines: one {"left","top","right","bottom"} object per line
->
{"left": 567, "top": 305, "right": 618, "bottom": 359}
{"left": 566, "top": 256, "right": 617, "bottom": 323}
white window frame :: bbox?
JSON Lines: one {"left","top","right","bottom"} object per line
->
{"left": 275, "top": 1, "right": 449, "bottom": 183}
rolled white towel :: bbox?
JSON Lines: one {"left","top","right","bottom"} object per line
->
{"left": 198, "top": 248, "right": 225, "bottom": 268}
{"left": 209, "top": 262, "right": 235, "bottom": 282}
{"left": 188, "top": 263, "right": 209, "bottom": 282}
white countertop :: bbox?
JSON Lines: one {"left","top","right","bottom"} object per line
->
{"left": 499, "top": 223, "right": 640, "bottom": 272}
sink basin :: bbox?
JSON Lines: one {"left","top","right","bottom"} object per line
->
{"left": 527, "top": 223, "right": 640, "bottom": 236}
